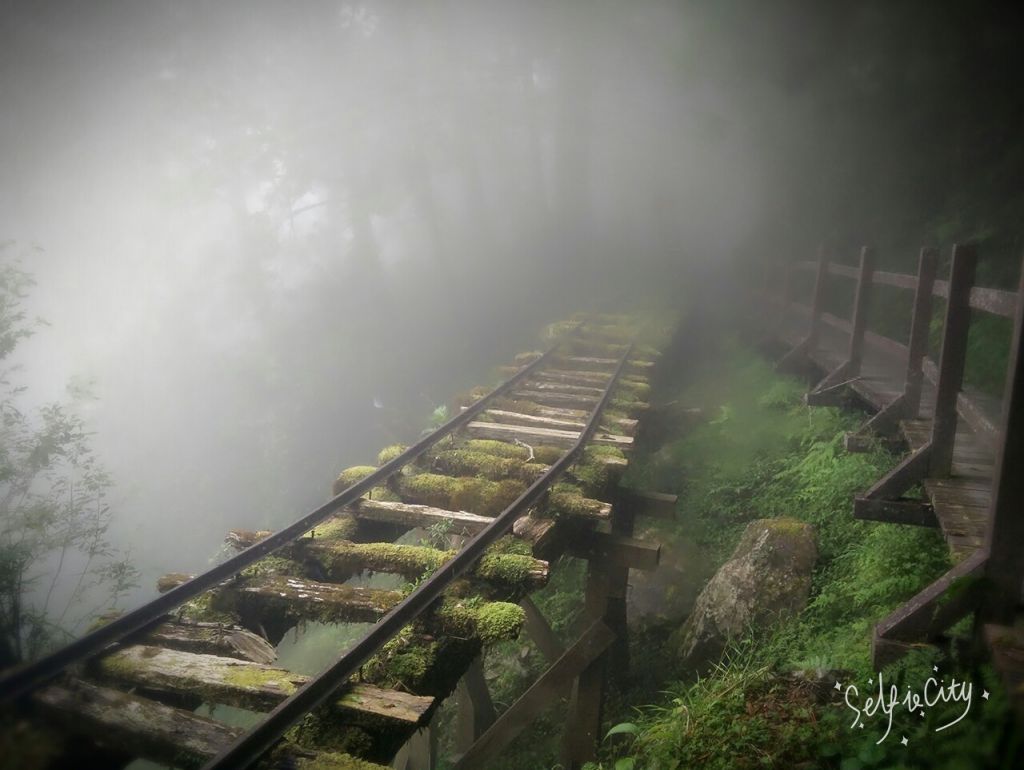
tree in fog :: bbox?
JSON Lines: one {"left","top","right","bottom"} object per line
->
{"left": 0, "top": 250, "right": 138, "bottom": 666}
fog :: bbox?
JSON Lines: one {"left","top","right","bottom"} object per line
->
{"left": 1, "top": 0, "right": 1019, "bottom": 613}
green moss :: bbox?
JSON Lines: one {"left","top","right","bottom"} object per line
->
{"left": 489, "top": 397, "right": 543, "bottom": 415}
{"left": 399, "top": 473, "right": 525, "bottom": 515}
{"left": 305, "top": 514, "right": 359, "bottom": 541}
{"left": 464, "top": 439, "right": 530, "bottom": 459}
{"left": 585, "top": 445, "right": 627, "bottom": 460}
{"left": 547, "top": 483, "right": 605, "bottom": 519}
{"left": 176, "top": 590, "right": 239, "bottom": 625}
{"left": 314, "top": 540, "right": 447, "bottom": 581}
{"left": 432, "top": 600, "right": 525, "bottom": 645}
{"left": 240, "top": 554, "right": 302, "bottom": 579}
{"left": 475, "top": 553, "right": 536, "bottom": 586}
{"left": 333, "top": 465, "right": 378, "bottom": 494}
{"left": 430, "top": 449, "right": 546, "bottom": 482}
{"left": 222, "top": 663, "right": 298, "bottom": 696}
{"left": 487, "top": 535, "right": 533, "bottom": 556}
{"left": 615, "top": 379, "right": 651, "bottom": 400}
{"left": 366, "top": 486, "right": 401, "bottom": 502}
{"left": 289, "top": 747, "right": 389, "bottom": 770}
{"left": 363, "top": 629, "right": 438, "bottom": 689}
{"left": 533, "top": 445, "right": 563, "bottom": 465}
{"left": 376, "top": 444, "right": 407, "bottom": 465}
{"left": 473, "top": 602, "right": 526, "bottom": 645}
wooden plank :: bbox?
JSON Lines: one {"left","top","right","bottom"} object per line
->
{"left": 349, "top": 499, "right": 493, "bottom": 536}
{"left": 485, "top": 409, "right": 585, "bottom": 432}
{"left": 465, "top": 421, "right": 633, "bottom": 450}
{"left": 873, "top": 269, "right": 919, "bottom": 291}
{"left": 930, "top": 245, "right": 977, "bottom": 476}
{"left": 852, "top": 498, "right": 937, "bottom": 527}
{"left": 511, "top": 389, "right": 599, "bottom": 410}
{"left": 872, "top": 549, "right": 987, "bottom": 668}
{"left": 617, "top": 489, "right": 677, "bottom": 520}
{"left": 565, "top": 531, "right": 660, "bottom": 571}
{"left": 523, "top": 380, "right": 606, "bottom": 397}
{"left": 159, "top": 573, "right": 404, "bottom": 626}
{"left": 519, "top": 596, "right": 565, "bottom": 663}
{"left": 969, "top": 286, "right": 1018, "bottom": 319}
{"left": 141, "top": 619, "right": 277, "bottom": 664}
{"left": 453, "top": 621, "right": 615, "bottom": 769}
{"left": 827, "top": 263, "right": 859, "bottom": 279}
{"left": 35, "top": 679, "right": 243, "bottom": 769}
{"left": 92, "top": 645, "right": 433, "bottom": 725}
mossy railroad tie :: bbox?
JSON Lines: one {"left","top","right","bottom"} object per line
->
{"left": 30, "top": 312, "right": 664, "bottom": 769}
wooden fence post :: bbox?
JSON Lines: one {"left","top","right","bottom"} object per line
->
{"left": 982, "top": 255, "right": 1024, "bottom": 623}
{"left": 846, "top": 246, "right": 876, "bottom": 375}
{"left": 929, "top": 244, "right": 977, "bottom": 477}
{"left": 903, "top": 248, "right": 939, "bottom": 417}
{"left": 807, "top": 243, "right": 830, "bottom": 351}
{"left": 560, "top": 561, "right": 611, "bottom": 769}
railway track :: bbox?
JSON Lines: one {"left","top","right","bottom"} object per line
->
{"left": 0, "top": 314, "right": 667, "bottom": 770}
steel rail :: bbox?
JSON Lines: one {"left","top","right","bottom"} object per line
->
{"left": 0, "top": 347, "right": 558, "bottom": 704}
{"left": 202, "top": 344, "right": 634, "bottom": 770}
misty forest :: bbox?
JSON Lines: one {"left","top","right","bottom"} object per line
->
{"left": 1, "top": 2, "right": 1024, "bottom": 769}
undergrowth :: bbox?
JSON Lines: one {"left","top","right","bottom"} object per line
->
{"left": 590, "top": 338, "right": 1017, "bottom": 770}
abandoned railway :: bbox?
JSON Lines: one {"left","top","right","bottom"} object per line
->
{"left": 0, "top": 316, "right": 671, "bottom": 770}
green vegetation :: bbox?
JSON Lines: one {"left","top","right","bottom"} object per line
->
{"left": 588, "top": 339, "right": 1016, "bottom": 770}
{"left": 0, "top": 256, "right": 137, "bottom": 666}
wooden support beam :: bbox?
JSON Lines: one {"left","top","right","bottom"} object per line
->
{"left": 930, "top": 245, "right": 977, "bottom": 476}
{"left": 519, "top": 596, "right": 565, "bottom": 663}
{"left": 805, "top": 363, "right": 855, "bottom": 406}
{"left": 465, "top": 420, "right": 633, "bottom": 450}
{"left": 844, "top": 394, "right": 909, "bottom": 452}
{"left": 565, "top": 530, "right": 660, "bottom": 571}
{"left": 852, "top": 498, "right": 937, "bottom": 527}
{"left": 872, "top": 550, "right": 988, "bottom": 668}
{"left": 904, "top": 248, "right": 939, "bottom": 417}
{"left": 561, "top": 563, "right": 612, "bottom": 769}
{"left": 616, "top": 489, "right": 677, "bottom": 520}
{"left": 452, "top": 621, "right": 615, "bottom": 770}
{"left": 456, "top": 657, "right": 497, "bottom": 754}
{"left": 858, "top": 443, "right": 931, "bottom": 502}
{"left": 982, "top": 253, "right": 1024, "bottom": 623}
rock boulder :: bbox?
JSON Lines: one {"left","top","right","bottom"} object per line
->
{"left": 675, "top": 517, "right": 817, "bottom": 671}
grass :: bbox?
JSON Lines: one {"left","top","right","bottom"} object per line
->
{"left": 588, "top": 337, "right": 1017, "bottom": 770}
